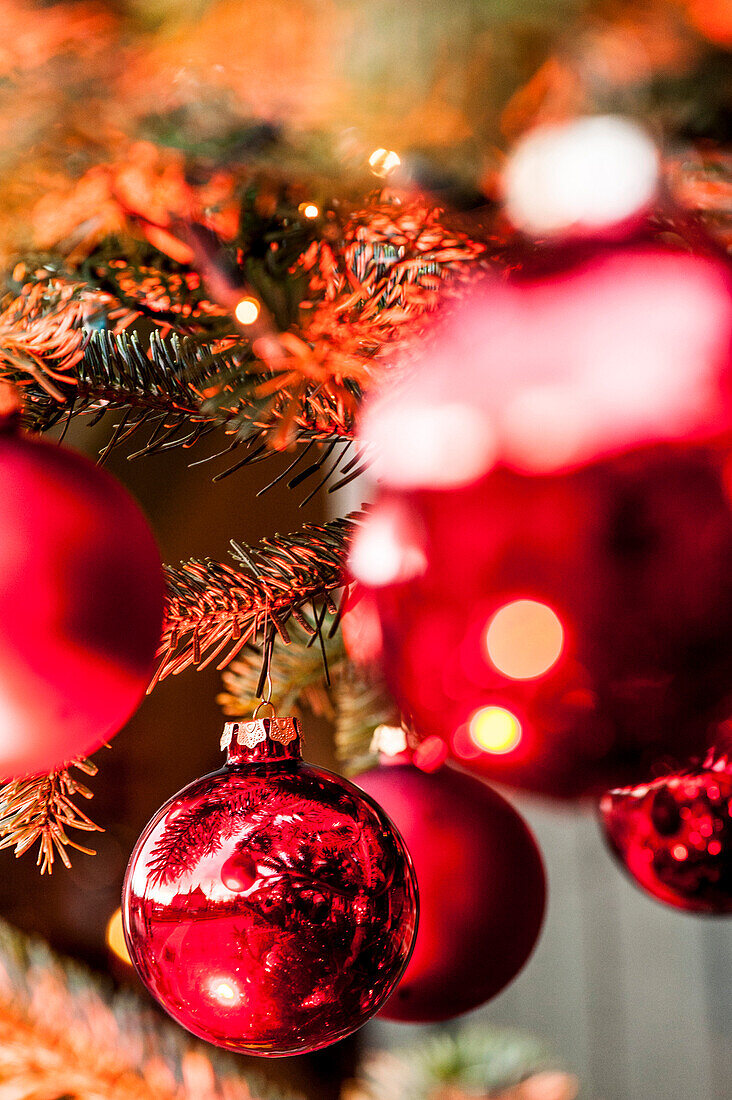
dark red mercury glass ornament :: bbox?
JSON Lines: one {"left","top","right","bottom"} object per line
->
{"left": 122, "top": 718, "right": 418, "bottom": 1056}
{"left": 0, "top": 421, "right": 164, "bottom": 778}
{"left": 358, "top": 754, "right": 546, "bottom": 1021}
{"left": 357, "top": 444, "right": 732, "bottom": 798}
{"left": 600, "top": 756, "right": 732, "bottom": 914}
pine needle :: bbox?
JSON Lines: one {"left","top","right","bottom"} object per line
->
{"left": 154, "top": 515, "right": 360, "bottom": 685}
{"left": 0, "top": 759, "right": 102, "bottom": 875}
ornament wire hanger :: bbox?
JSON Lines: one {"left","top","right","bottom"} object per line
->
{"left": 253, "top": 670, "right": 276, "bottom": 720}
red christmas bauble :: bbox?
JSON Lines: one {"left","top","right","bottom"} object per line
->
{"left": 600, "top": 758, "right": 732, "bottom": 913}
{"left": 357, "top": 759, "right": 545, "bottom": 1021}
{"left": 354, "top": 445, "right": 732, "bottom": 798}
{"left": 122, "top": 718, "right": 418, "bottom": 1056}
{"left": 0, "top": 430, "right": 164, "bottom": 778}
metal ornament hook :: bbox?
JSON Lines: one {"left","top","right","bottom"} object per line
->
{"left": 252, "top": 669, "right": 276, "bottom": 719}
{"left": 253, "top": 698, "right": 277, "bottom": 720}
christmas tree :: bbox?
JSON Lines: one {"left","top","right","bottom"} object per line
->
{"left": 0, "top": 0, "right": 730, "bottom": 1096}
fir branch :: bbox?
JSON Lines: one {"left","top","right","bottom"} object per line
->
{"left": 348, "top": 1026, "right": 574, "bottom": 1100}
{"left": 0, "top": 277, "right": 111, "bottom": 403}
{"left": 8, "top": 318, "right": 356, "bottom": 474}
{"left": 153, "top": 515, "right": 359, "bottom": 685}
{"left": 219, "top": 612, "right": 341, "bottom": 721}
{"left": 80, "top": 236, "right": 233, "bottom": 337}
{"left": 0, "top": 918, "right": 299, "bottom": 1100}
{"left": 333, "top": 667, "right": 398, "bottom": 775}
{"left": 0, "top": 759, "right": 102, "bottom": 875}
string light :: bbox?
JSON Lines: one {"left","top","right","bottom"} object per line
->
{"left": 106, "top": 908, "right": 132, "bottom": 966}
{"left": 234, "top": 297, "right": 261, "bottom": 325}
{"left": 369, "top": 148, "right": 401, "bottom": 178}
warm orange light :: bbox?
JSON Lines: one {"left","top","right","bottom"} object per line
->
{"left": 106, "top": 908, "right": 132, "bottom": 966}
{"left": 369, "top": 148, "right": 401, "bottom": 177}
{"left": 485, "top": 599, "right": 564, "bottom": 680}
{"left": 234, "top": 297, "right": 261, "bottom": 325}
{"left": 298, "top": 202, "right": 320, "bottom": 219}
{"left": 469, "top": 706, "right": 522, "bottom": 755}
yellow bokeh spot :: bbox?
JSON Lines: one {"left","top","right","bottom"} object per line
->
{"left": 106, "top": 908, "right": 132, "bottom": 966}
{"left": 368, "top": 148, "right": 401, "bottom": 177}
{"left": 469, "top": 706, "right": 522, "bottom": 755}
{"left": 234, "top": 297, "right": 261, "bottom": 325}
{"left": 485, "top": 599, "right": 564, "bottom": 680}
{"left": 299, "top": 202, "right": 320, "bottom": 219}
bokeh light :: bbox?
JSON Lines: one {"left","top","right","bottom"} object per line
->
{"left": 504, "top": 115, "right": 659, "bottom": 235}
{"left": 452, "top": 723, "right": 483, "bottom": 761}
{"left": 485, "top": 599, "right": 564, "bottom": 680}
{"left": 469, "top": 706, "right": 522, "bottom": 755}
{"left": 413, "top": 735, "right": 448, "bottom": 772}
{"left": 369, "top": 148, "right": 401, "bottom": 177}
{"left": 234, "top": 296, "right": 261, "bottom": 325}
{"left": 106, "top": 907, "right": 132, "bottom": 966}
{"left": 348, "top": 506, "right": 426, "bottom": 587}
{"left": 298, "top": 202, "right": 320, "bottom": 219}
{"left": 362, "top": 400, "right": 496, "bottom": 490}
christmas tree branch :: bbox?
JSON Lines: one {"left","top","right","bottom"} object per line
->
{"left": 0, "top": 277, "right": 113, "bottom": 403}
{"left": 347, "top": 1026, "right": 575, "bottom": 1100}
{"left": 0, "top": 917, "right": 299, "bottom": 1100}
{"left": 3, "top": 199, "right": 488, "bottom": 472}
{"left": 0, "top": 759, "right": 102, "bottom": 875}
{"left": 333, "top": 668, "right": 397, "bottom": 774}
{"left": 219, "top": 611, "right": 342, "bottom": 721}
{"left": 153, "top": 515, "right": 360, "bottom": 686}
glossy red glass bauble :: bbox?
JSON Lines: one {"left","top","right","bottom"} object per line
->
{"left": 122, "top": 719, "right": 418, "bottom": 1056}
{"left": 0, "top": 431, "right": 164, "bottom": 778}
{"left": 357, "top": 760, "right": 545, "bottom": 1021}
{"left": 362, "top": 445, "right": 732, "bottom": 798}
{"left": 600, "top": 760, "right": 732, "bottom": 913}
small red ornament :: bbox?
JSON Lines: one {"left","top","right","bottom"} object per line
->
{"left": 356, "top": 445, "right": 732, "bottom": 798}
{"left": 0, "top": 425, "right": 164, "bottom": 778}
{"left": 122, "top": 718, "right": 418, "bottom": 1056}
{"left": 600, "top": 756, "right": 732, "bottom": 913}
{"left": 357, "top": 749, "right": 546, "bottom": 1021}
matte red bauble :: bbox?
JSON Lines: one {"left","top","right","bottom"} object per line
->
{"left": 122, "top": 719, "right": 418, "bottom": 1056}
{"left": 356, "top": 445, "right": 732, "bottom": 797}
{"left": 0, "top": 430, "right": 164, "bottom": 778}
{"left": 357, "top": 759, "right": 545, "bottom": 1021}
{"left": 600, "top": 758, "right": 732, "bottom": 913}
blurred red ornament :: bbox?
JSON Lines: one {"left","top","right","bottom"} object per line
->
{"left": 355, "top": 445, "right": 732, "bottom": 797}
{"left": 360, "top": 246, "right": 732, "bottom": 489}
{"left": 340, "top": 585, "right": 384, "bottom": 665}
{"left": 600, "top": 755, "right": 732, "bottom": 913}
{"left": 0, "top": 428, "right": 164, "bottom": 778}
{"left": 357, "top": 758, "right": 545, "bottom": 1020}
{"left": 122, "top": 718, "right": 418, "bottom": 1056}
